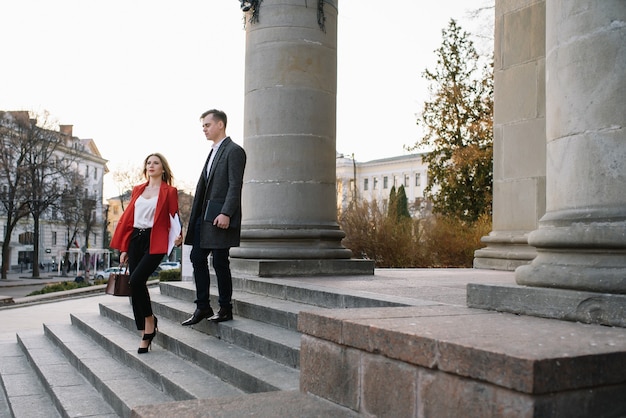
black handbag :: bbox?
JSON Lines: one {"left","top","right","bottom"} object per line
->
{"left": 105, "top": 267, "right": 131, "bottom": 296}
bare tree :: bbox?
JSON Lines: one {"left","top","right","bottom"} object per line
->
{"left": 57, "top": 175, "right": 86, "bottom": 276}
{"left": 0, "top": 112, "right": 32, "bottom": 279}
{"left": 0, "top": 111, "right": 81, "bottom": 278}
{"left": 177, "top": 190, "right": 194, "bottom": 238}
{"left": 23, "top": 112, "right": 81, "bottom": 277}
{"left": 111, "top": 163, "right": 143, "bottom": 211}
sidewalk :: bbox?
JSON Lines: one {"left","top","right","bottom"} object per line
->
{"left": 0, "top": 270, "right": 84, "bottom": 286}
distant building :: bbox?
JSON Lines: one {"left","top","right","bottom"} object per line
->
{"left": 0, "top": 112, "right": 109, "bottom": 273}
{"left": 105, "top": 192, "right": 130, "bottom": 244}
{"left": 336, "top": 153, "right": 432, "bottom": 218}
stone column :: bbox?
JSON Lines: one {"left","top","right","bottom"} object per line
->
{"left": 473, "top": 0, "right": 546, "bottom": 271}
{"left": 230, "top": 0, "right": 374, "bottom": 276}
{"left": 516, "top": 0, "right": 626, "bottom": 293}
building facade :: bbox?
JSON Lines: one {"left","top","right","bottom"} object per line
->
{"left": 0, "top": 112, "right": 109, "bottom": 274}
{"left": 336, "top": 153, "right": 431, "bottom": 217}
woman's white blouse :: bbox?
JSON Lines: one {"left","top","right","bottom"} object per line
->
{"left": 134, "top": 195, "right": 158, "bottom": 229}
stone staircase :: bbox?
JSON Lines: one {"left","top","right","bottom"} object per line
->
{"left": 0, "top": 276, "right": 407, "bottom": 418}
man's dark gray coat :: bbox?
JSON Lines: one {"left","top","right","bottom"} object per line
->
{"left": 184, "top": 137, "right": 246, "bottom": 249}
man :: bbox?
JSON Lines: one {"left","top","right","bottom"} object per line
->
{"left": 181, "top": 109, "right": 246, "bottom": 325}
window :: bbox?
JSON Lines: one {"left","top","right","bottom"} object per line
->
{"left": 85, "top": 165, "right": 89, "bottom": 177}
{"left": 52, "top": 231, "right": 57, "bottom": 245}
{"left": 364, "top": 178, "right": 369, "bottom": 191}
{"left": 18, "top": 232, "right": 34, "bottom": 245}
{"left": 373, "top": 177, "right": 378, "bottom": 190}
{"left": 94, "top": 167, "right": 98, "bottom": 180}
{"left": 404, "top": 175, "right": 410, "bottom": 187}
{"left": 383, "top": 176, "right": 388, "bottom": 189}
{"left": 415, "top": 173, "right": 421, "bottom": 187}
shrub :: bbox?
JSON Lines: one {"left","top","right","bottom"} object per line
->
{"left": 338, "top": 200, "right": 491, "bottom": 268}
{"left": 339, "top": 200, "right": 427, "bottom": 267}
{"left": 158, "top": 269, "right": 182, "bottom": 282}
{"left": 27, "top": 281, "right": 90, "bottom": 296}
{"left": 419, "top": 214, "right": 491, "bottom": 267}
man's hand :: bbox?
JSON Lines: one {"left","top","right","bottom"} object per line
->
{"left": 213, "top": 214, "right": 231, "bottom": 229}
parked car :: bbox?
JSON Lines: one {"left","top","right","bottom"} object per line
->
{"left": 158, "top": 261, "right": 181, "bottom": 271}
{"left": 95, "top": 267, "right": 125, "bottom": 280}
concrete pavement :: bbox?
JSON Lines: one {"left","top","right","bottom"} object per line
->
{"left": 0, "top": 271, "right": 111, "bottom": 343}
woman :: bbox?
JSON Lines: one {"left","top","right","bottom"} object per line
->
{"left": 110, "top": 153, "right": 181, "bottom": 353}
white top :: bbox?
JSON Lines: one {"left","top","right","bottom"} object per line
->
{"left": 134, "top": 195, "right": 157, "bottom": 229}
{"left": 206, "top": 137, "right": 226, "bottom": 178}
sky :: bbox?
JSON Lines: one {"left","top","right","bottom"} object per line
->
{"left": 0, "top": 0, "right": 493, "bottom": 198}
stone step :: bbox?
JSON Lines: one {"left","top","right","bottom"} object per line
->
{"left": 160, "top": 282, "right": 305, "bottom": 330}
{"left": 16, "top": 333, "right": 118, "bottom": 418}
{"left": 146, "top": 291, "right": 302, "bottom": 368}
{"left": 38, "top": 323, "right": 175, "bottom": 417}
{"left": 69, "top": 312, "right": 245, "bottom": 400}
{"left": 0, "top": 340, "right": 62, "bottom": 418}
{"left": 98, "top": 300, "right": 300, "bottom": 394}
{"left": 163, "top": 275, "right": 412, "bottom": 314}
{"left": 131, "top": 390, "right": 363, "bottom": 418}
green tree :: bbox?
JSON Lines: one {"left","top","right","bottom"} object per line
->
{"left": 388, "top": 184, "right": 411, "bottom": 221}
{"left": 387, "top": 185, "right": 397, "bottom": 218}
{"left": 396, "top": 185, "right": 411, "bottom": 219}
{"left": 410, "top": 19, "right": 493, "bottom": 223}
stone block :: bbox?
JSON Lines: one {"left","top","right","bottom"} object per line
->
{"left": 299, "top": 334, "right": 360, "bottom": 410}
{"left": 361, "top": 352, "right": 418, "bottom": 418}
{"left": 419, "top": 369, "right": 535, "bottom": 418}
{"left": 492, "top": 177, "right": 544, "bottom": 231}
{"left": 502, "top": 118, "right": 546, "bottom": 179}
{"left": 502, "top": 1, "right": 545, "bottom": 68}
{"left": 494, "top": 62, "right": 541, "bottom": 124}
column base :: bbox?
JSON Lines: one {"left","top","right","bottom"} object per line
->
{"left": 473, "top": 231, "right": 537, "bottom": 271}
{"left": 230, "top": 258, "right": 375, "bottom": 277}
{"left": 467, "top": 282, "right": 626, "bottom": 327}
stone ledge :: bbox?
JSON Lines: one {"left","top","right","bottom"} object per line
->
{"left": 297, "top": 305, "right": 626, "bottom": 394}
{"left": 467, "top": 283, "right": 626, "bottom": 327}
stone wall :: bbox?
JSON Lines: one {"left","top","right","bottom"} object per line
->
{"left": 298, "top": 305, "right": 626, "bottom": 417}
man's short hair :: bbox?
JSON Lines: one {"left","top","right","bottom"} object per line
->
{"left": 200, "top": 109, "right": 227, "bottom": 129}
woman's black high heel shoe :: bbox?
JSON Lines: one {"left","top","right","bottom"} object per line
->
{"left": 138, "top": 316, "right": 158, "bottom": 354}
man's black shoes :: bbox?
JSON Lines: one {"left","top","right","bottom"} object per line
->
{"left": 209, "top": 307, "right": 233, "bottom": 323}
{"left": 181, "top": 307, "right": 214, "bottom": 326}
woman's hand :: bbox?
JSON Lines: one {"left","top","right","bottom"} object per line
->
{"left": 174, "top": 233, "right": 183, "bottom": 247}
{"left": 120, "top": 252, "right": 128, "bottom": 265}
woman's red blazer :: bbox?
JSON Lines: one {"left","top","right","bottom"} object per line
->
{"left": 110, "top": 182, "right": 179, "bottom": 255}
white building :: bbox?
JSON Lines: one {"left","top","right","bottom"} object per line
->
{"left": 336, "top": 153, "right": 431, "bottom": 217}
{"left": 0, "top": 115, "right": 109, "bottom": 273}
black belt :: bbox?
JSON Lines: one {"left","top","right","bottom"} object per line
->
{"left": 134, "top": 227, "right": 152, "bottom": 234}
